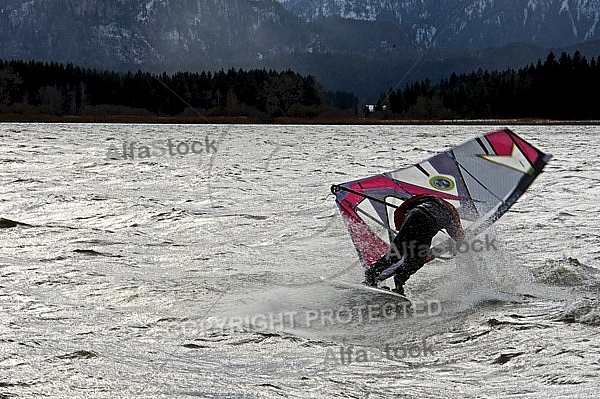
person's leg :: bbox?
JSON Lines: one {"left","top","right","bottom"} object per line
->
{"left": 392, "top": 257, "right": 426, "bottom": 294}
{"left": 391, "top": 227, "right": 432, "bottom": 294}
{"left": 364, "top": 251, "right": 399, "bottom": 286}
{"left": 392, "top": 236, "right": 432, "bottom": 294}
{"left": 392, "top": 275, "right": 406, "bottom": 296}
{"left": 365, "top": 207, "right": 431, "bottom": 288}
{"left": 363, "top": 229, "right": 409, "bottom": 286}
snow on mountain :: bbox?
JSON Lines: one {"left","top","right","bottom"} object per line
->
{"left": 277, "top": 0, "right": 600, "bottom": 48}
{"left": 2, "top": 0, "right": 600, "bottom": 98}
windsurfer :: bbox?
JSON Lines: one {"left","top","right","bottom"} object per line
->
{"left": 364, "top": 194, "right": 465, "bottom": 295}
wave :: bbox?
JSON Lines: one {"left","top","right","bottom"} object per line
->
{"left": 532, "top": 257, "right": 599, "bottom": 287}
{"left": 0, "top": 217, "right": 31, "bottom": 228}
{"left": 554, "top": 298, "right": 600, "bottom": 326}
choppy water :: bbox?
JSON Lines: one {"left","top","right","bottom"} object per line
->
{"left": 1, "top": 123, "right": 599, "bottom": 398}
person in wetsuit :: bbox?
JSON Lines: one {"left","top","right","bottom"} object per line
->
{"left": 364, "top": 194, "right": 465, "bottom": 296}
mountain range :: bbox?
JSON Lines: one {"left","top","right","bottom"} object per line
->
{"left": 2, "top": 0, "right": 600, "bottom": 98}
{"left": 278, "top": 0, "right": 600, "bottom": 48}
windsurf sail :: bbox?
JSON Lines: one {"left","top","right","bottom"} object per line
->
{"left": 331, "top": 128, "right": 552, "bottom": 274}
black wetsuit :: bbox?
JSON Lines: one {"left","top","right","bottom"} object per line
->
{"left": 365, "top": 197, "right": 464, "bottom": 294}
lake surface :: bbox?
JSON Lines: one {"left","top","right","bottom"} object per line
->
{"left": 1, "top": 123, "right": 599, "bottom": 398}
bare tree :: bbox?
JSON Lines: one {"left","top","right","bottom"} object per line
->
{"left": 265, "top": 74, "right": 304, "bottom": 116}
{"left": 38, "top": 86, "right": 64, "bottom": 115}
{"left": 0, "top": 67, "right": 23, "bottom": 106}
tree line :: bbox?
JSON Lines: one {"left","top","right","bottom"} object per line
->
{"left": 0, "top": 60, "right": 358, "bottom": 120}
{"left": 3, "top": 50, "right": 599, "bottom": 121}
{"left": 385, "top": 51, "right": 600, "bottom": 120}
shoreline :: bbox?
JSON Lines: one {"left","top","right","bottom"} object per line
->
{"left": 1, "top": 114, "right": 600, "bottom": 125}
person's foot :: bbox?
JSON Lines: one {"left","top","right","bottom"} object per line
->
{"left": 362, "top": 278, "right": 376, "bottom": 287}
{"left": 393, "top": 274, "right": 407, "bottom": 296}
{"left": 363, "top": 271, "right": 378, "bottom": 287}
{"left": 392, "top": 285, "right": 405, "bottom": 296}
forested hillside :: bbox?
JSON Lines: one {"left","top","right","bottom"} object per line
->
{"left": 1, "top": 51, "right": 599, "bottom": 121}
{"left": 0, "top": 61, "right": 346, "bottom": 120}
{"left": 386, "top": 51, "right": 600, "bottom": 120}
